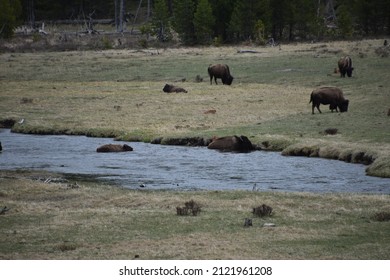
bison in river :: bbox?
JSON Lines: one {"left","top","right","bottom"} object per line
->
{"left": 338, "top": 56, "right": 354, "bottom": 78}
{"left": 310, "top": 87, "right": 349, "bottom": 114}
{"left": 208, "top": 64, "right": 234, "bottom": 85}
{"left": 163, "top": 84, "right": 188, "bottom": 93}
{"left": 96, "top": 144, "right": 133, "bottom": 153}
{"left": 207, "top": 135, "right": 253, "bottom": 152}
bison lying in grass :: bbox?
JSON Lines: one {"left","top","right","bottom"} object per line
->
{"left": 310, "top": 87, "right": 349, "bottom": 114}
{"left": 163, "top": 84, "right": 188, "bottom": 93}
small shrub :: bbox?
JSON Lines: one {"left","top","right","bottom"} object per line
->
{"left": 102, "top": 37, "right": 113, "bottom": 49}
{"left": 57, "top": 243, "right": 77, "bottom": 252}
{"left": 253, "top": 204, "right": 273, "bottom": 217}
{"left": 32, "top": 33, "right": 41, "bottom": 42}
{"left": 176, "top": 199, "right": 201, "bottom": 216}
{"left": 244, "top": 218, "right": 253, "bottom": 227}
{"left": 138, "top": 39, "right": 148, "bottom": 49}
{"left": 375, "top": 46, "right": 389, "bottom": 57}
{"left": 371, "top": 211, "right": 390, "bottom": 222}
{"left": 213, "top": 36, "right": 223, "bottom": 47}
{"left": 323, "top": 128, "right": 338, "bottom": 135}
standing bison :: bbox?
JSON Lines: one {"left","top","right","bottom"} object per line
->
{"left": 338, "top": 56, "right": 354, "bottom": 78}
{"left": 309, "top": 87, "right": 349, "bottom": 114}
{"left": 208, "top": 64, "right": 234, "bottom": 85}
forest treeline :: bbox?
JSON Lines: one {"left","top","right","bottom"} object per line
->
{"left": 1, "top": 0, "right": 389, "bottom": 44}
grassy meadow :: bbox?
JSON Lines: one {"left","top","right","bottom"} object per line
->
{"left": 0, "top": 39, "right": 390, "bottom": 259}
{"left": 0, "top": 170, "right": 389, "bottom": 260}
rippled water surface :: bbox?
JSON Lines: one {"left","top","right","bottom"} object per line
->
{"left": 0, "top": 129, "right": 389, "bottom": 193}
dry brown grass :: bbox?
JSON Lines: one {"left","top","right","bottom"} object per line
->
{"left": 1, "top": 170, "right": 389, "bottom": 260}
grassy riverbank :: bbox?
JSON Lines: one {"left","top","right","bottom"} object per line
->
{"left": 0, "top": 170, "right": 389, "bottom": 260}
{"left": 1, "top": 40, "right": 389, "bottom": 176}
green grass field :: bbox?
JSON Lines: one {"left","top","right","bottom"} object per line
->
{"left": 0, "top": 39, "right": 390, "bottom": 259}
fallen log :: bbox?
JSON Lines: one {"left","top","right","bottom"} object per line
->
{"left": 237, "top": 49, "right": 261, "bottom": 54}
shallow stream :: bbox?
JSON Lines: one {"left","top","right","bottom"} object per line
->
{"left": 0, "top": 129, "right": 389, "bottom": 193}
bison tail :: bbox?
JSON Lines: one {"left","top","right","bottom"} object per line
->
{"left": 309, "top": 92, "right": 313, "bottom": 104}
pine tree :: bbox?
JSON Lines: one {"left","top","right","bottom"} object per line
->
{"left": 337, "top": 4, "right": 353, "bottom": 38}
{"left": 152, "top": 0, "right": 172, "bottom": 42}
{"left": 193, "top": 0, "right": 215, "bottom": 44}
{"left": 172, "top": 0, "right": 196, "bottom": 45}
{"left": 0, "top": 0, "right": 22, "bottom": 38}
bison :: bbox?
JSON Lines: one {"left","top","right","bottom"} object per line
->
{"left": 208, "top": 64, "right": 233, "bottom": 85}
{"left": 310, "top": 87, "right": 349, "bottom": 114}
{"left": 338, "top": 56, "right": 354, "bottom": 78}
{"left": 96, "top": 144, "right": 133, "bottom": 153}
{"left": 163, "top": 84, "right": 188, "bottom": 93}
{"left": 207, "top": 135, "right": 253, "bottom": 152}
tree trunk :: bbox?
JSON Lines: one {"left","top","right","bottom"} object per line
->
{"left": 114, "top": 0, "right": 118, "bottom": 30}
{"left": 28, "top": 0, "right": 35, "bottom": 28}
{"left": 119, "top": 0, "right": 124, "bottom": 32}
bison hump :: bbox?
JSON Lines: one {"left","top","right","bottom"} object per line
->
{"left": 96, "top": 144, "right": 133, "bottom": 152}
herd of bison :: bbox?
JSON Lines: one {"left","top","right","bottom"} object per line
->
{"left": 97, "top": 55, "right": 355, "bottom": 153}
{"left": 164, "top": 56, "right": 352, "bottom": 115}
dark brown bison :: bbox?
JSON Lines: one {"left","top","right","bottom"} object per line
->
{"left": 96, "top": 144, "right": 133, "bottom": 153}
{"left": 207, "top": 135, "right": 253, "bottom": 152}
{"left": 163, "top": 84, "right": 188, "bottom": 93}
{"left": 329, "top": 103, "right": 337, "bottom": 112}
{"left": 208, "top": 64, "right": 233, "bottom": 85}
{"left": 338, "top": 56, "right": 354, "bottom": 77}
{"left": 310, "top": 87, "right": 349, "bottom": 114}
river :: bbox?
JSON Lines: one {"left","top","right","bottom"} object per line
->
{"left": 0, "top": 129, "right": 389, "bottom": 193}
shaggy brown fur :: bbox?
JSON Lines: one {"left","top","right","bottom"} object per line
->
{"left": 208, "top": 64, "right": 234, "bottom": 85}
{"left": 96, "top": 144, "right": 133, "bottom": 152}
{"left": 207, "top": 135, "right": 253, "bottom": 152}
{"left": 163, "top": 84, "right": 188, "bottom": 93}
{"left": 338, "top": 56, "right": 354, "bottom": 77}
{"left": 310, "top": 87, "right": 349, "bottom": 114}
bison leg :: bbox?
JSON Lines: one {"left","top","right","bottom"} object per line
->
{"left": 312, "top": 103, "right": 322, "bottom": 114}
{"left": 214, "top": 77, "right": 218, "bottom": 85}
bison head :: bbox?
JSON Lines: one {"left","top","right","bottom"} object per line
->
{"left": 339, "top": 99, "right": 349, "bottom": 112}
{"left": 347, "top": 67, "right": 354, "bottom": 77}
{"left": 222, "top": 75, "right": 234, "bottom": 85}
{"left": 122, "top": 144, "right": 133, "bottom": 151}
{"left": 163, "top": 84, "right": 173, "bottom": 93}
